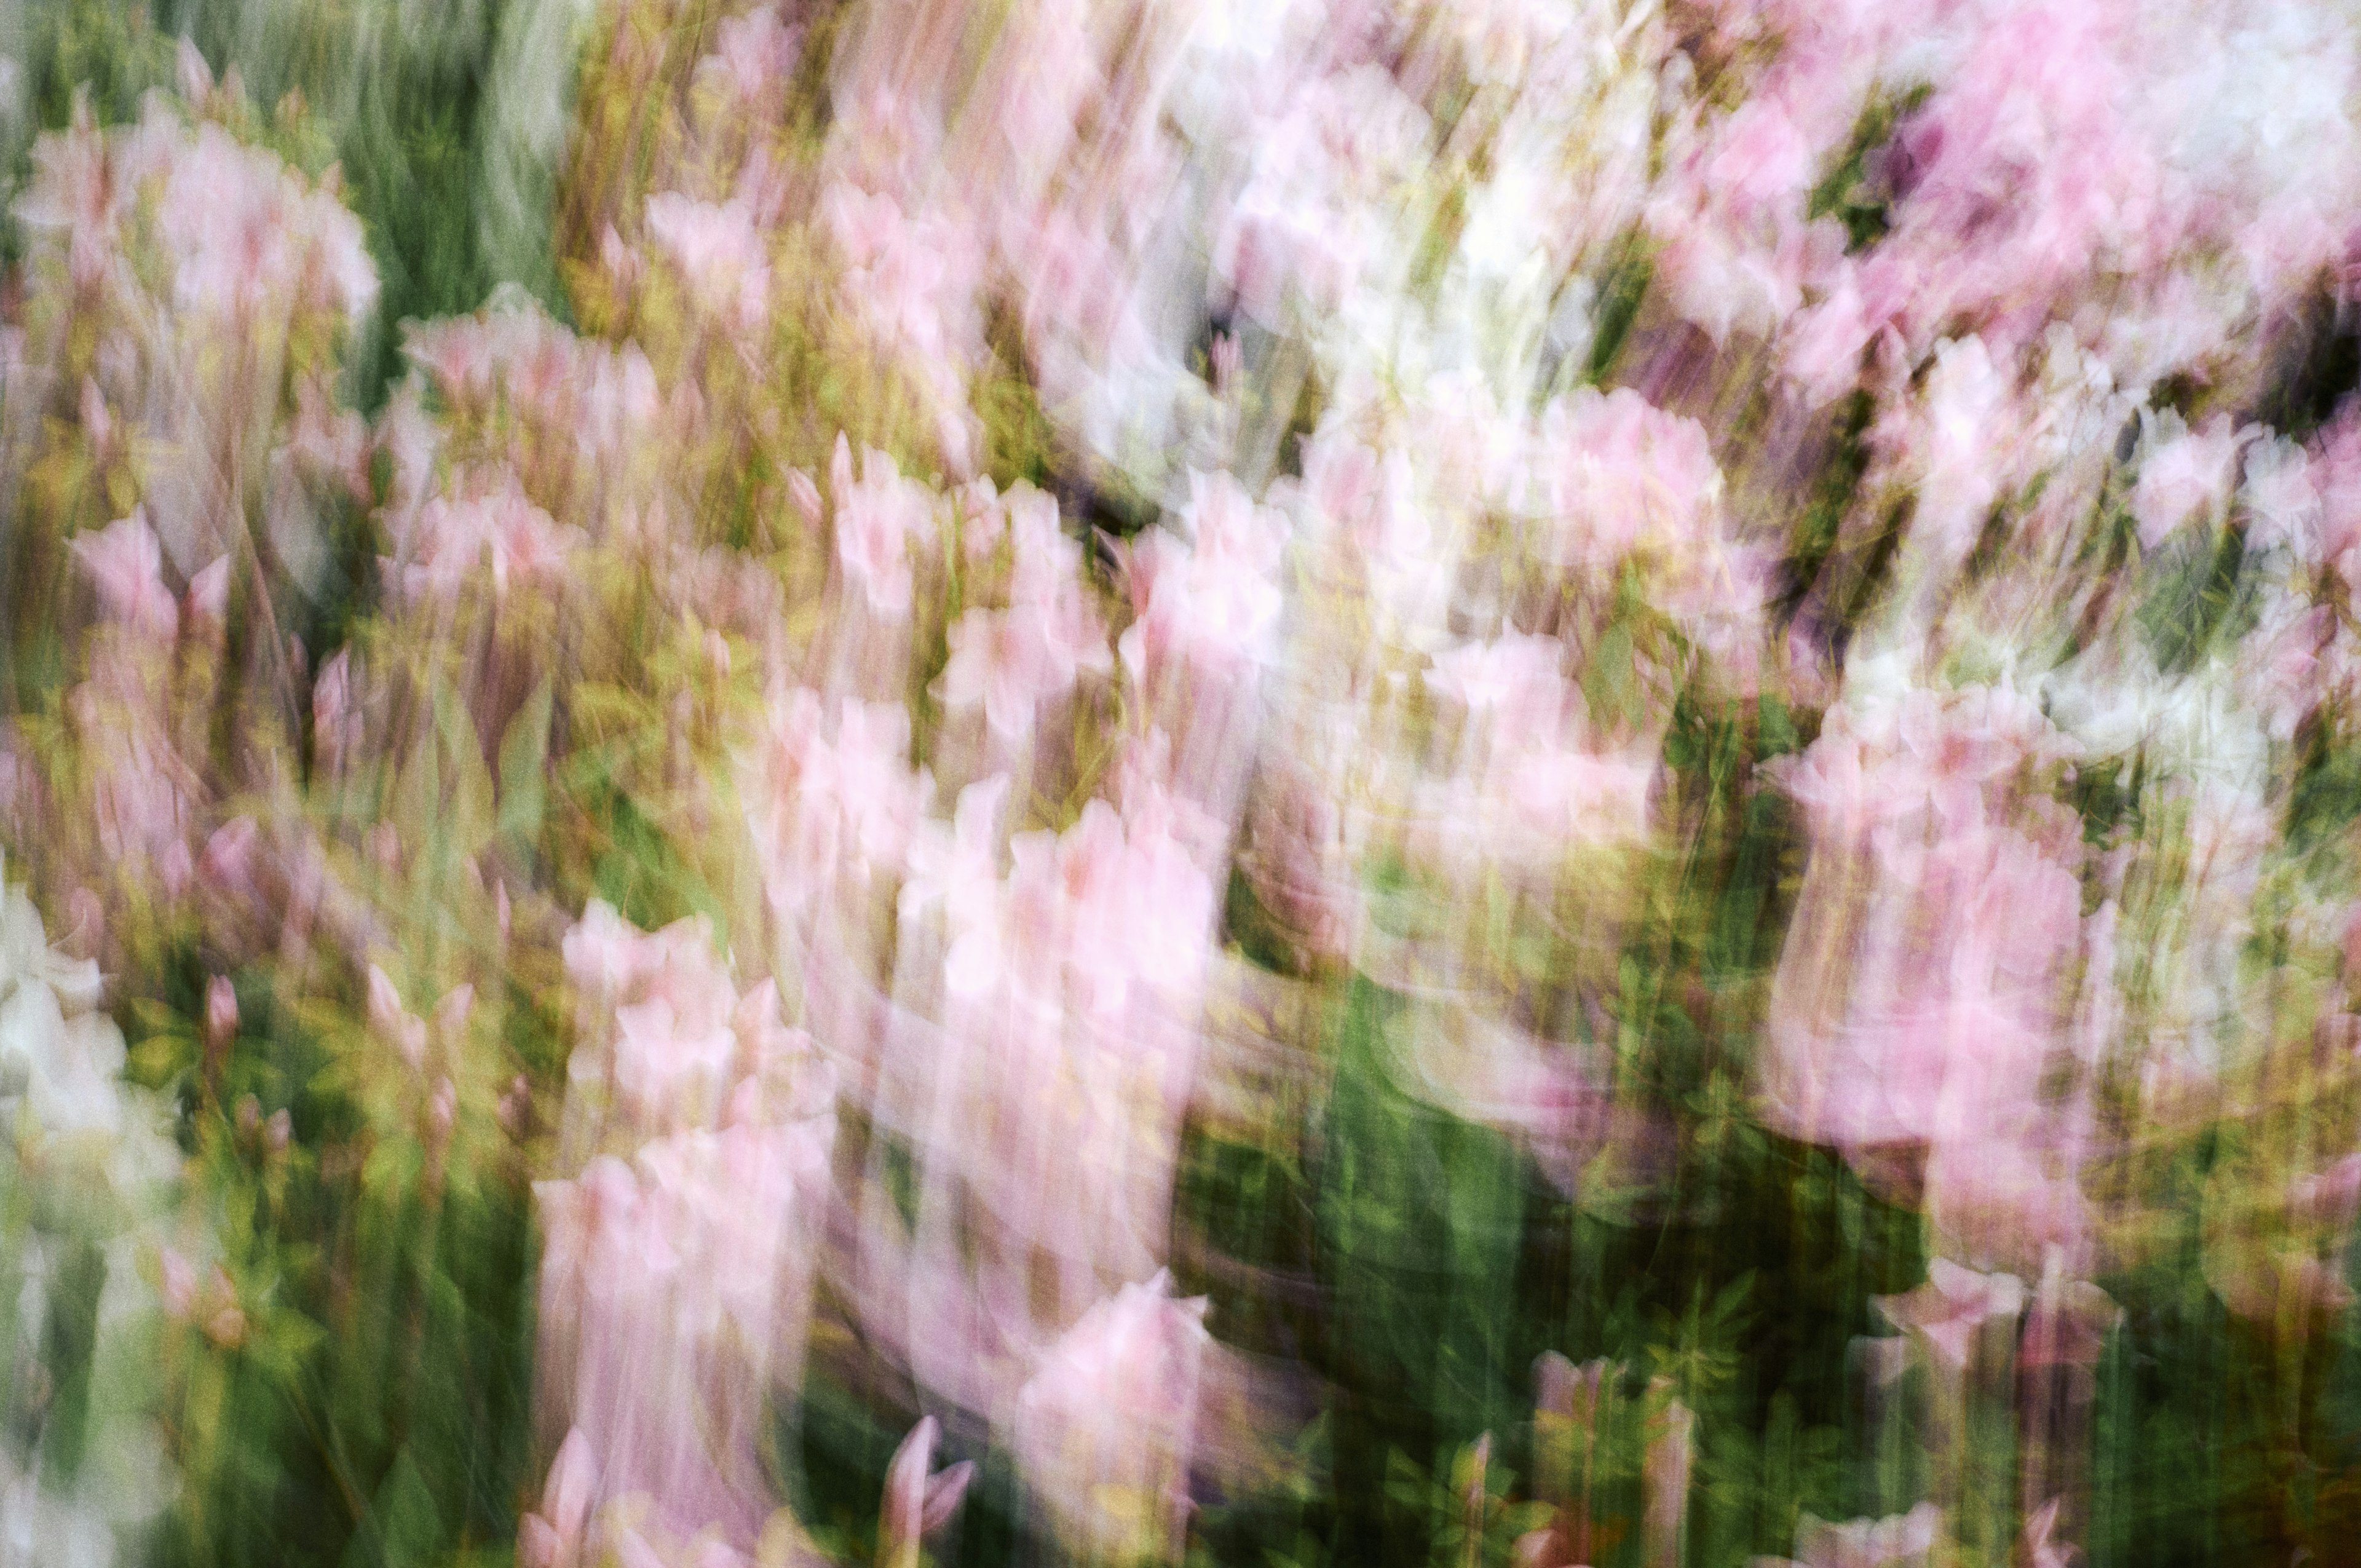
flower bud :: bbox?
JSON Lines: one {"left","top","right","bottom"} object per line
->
{"left": 205, "top": 975, "right": 240, "bottom": 1058}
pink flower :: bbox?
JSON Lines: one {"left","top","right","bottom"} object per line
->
{"left": 879, "top": 1418, "right": 976, "bottom": 1568}
{"left": 400, "top": 483, "right": 583, "bottom": 604}
{"left": 2019, "top": 1267, "right": 2120, "bottom": 1376}
{"left": 1117, "top": 474, "right": 1288, "bottom": 705}
{"left": 79, "top": 378, "right": 114, "bottom": 465}
{"left": 186, "top": 555, "right": 233, "bottom": 626}
{"left": 1501, "top": 745, "right": 1656, "bottom": 849}
{"left": 160, "top": 122, "right": 374, "bottom": 323}
{"left": 2244, "top": 435, "right": 2325, "bottom": 559}
{"left": 73, "top": 509, "right": 180, "bottom": 641}
{"left": 1758, "top": 686, "right": 2084, "bottom": 1158}
{"left": 941, "top": 609, "right": 1064, "bottom": 740}
{"left": 561, "top": 902, "right": 739, "bottom": 1059}
{"left": 1533, "top": 389, "right": 1723, "bottom": 568}
{"left": 644, "top": 192, "right": 770, "bottom": 330}
{"left": 312, "top": 649, "right": 362, "bottom": 777}
{"left": 1907, "top": 335, "right": 2017, "bottom": 564}
{"left": 828, "top": 702, "right": 928, "bottom": 873}
{"left": 1782, "top": 1502, "right": 1943, "bottom": 1568}
{"left": 158, "top": 1246, "right": 199, "bottom": 1320}
{"left": 517, "top": 1427, "right": 600, "bottom": 1568}
{"left": 829, "top": 436, "right": 935, "bottom": 616}
{"left": 540, "top": 1117, "right": 834, "bottom": 1546}
{"left": 1185, "top": 470, "right": 1286, "bottom": 582}
{"left": 366, "top": 965, "right": 430, "bottom": 1072}
{"left": 199, "top": 816, "right": 261, "bottom": 899}
{"left": 204, "top": 975, "right": 239, "bottom": 1055}
{"left": 1645, "top": 96, "right": 1829, "bottom": 346}
{"left": 1427, "top": 635, "right": 1572, "bottom": 737}
{"left": 79, "top": 707, "right": 201, "bottom": 900}
{"left": 611, "top": 996, "right": 739, "bottom": 1134}
{"left": 1784, "top": 267, "right": 1893, "bottom": 410}
{"left": 901, "top": 776, "right": 1009, "bottom": 938}
{"left": 16, "top": 100, "right": 176, "bottom": 291}
{"left": 1875, "top": 1259, "right": 2025, "bottom": 1374}
{"left": 2017, "top": 1499, "right": 2075, "bottom": 1568}
{"left": 742, "top": 691, "right": 932, "bottom": 933}
{"left": 701, "top": 10, "right": 802, "bottom": 106}
{"left": 2132, "top": 413, "right": 2242, "bottom": 550}
{"left": 1012, "top": 1273, "right": 1211, "bottom": 1566}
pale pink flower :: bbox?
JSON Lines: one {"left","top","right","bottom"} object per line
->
{"left": 186, "top": 555, "right": 233, "bottom": 626}
{"left": 829, "top": 436, "right": 934, "bottom": 616}
{"left": 1117, "top": 473, "right": 1289, "bottom": 726}
{"left": 1533, "top": 389, "right": 1723, "bottom": 568}
{"left": 79, "top": 378, "right": 114, "bottom": 464}
{"left": 827, "top": 701, "right": 929, "bottom": 874}
{"left": 879, "top": 1417, "right": 976, "bottom": 1568}
{"left": 1012, "top": 1273, "right": 1211, "bottom": 1567}
{"left": 204, "top": 975, "right": 239, "bottom": 1056}
{"left": 906, "top": 786, "right": 1014, "bottom": 1000}
{"left": 16, "top": 98, "right": 176, "bottom": 291}
{"left": 367, "top": 965, "right": 430, "bottom": 1072}
{"left": 534, "top": 1112, "right": 834, "bottom": 1551}
{"left": 1427, "top": 635, "right": 1572, "bottom": 738}
{"left": 312, "top": 649, "right": 362, "bottom": 778}
{"left": 2017, "top": 1499, "right": 2073, "bottom": 1568}
{"left": 160, "top": 122, "right": 374, "bottom": 323}
{"left": 73, "top": 509, "right": 180, "bottom": 641}
{"left": 1907, "top": 335, "right": 2017, "bottom": 564}
{"left": 518, "top": 1427, "right": 601, "bottom": 1568}
{"left": 79, "top": 707, "right": 201, "bottom": 900}
{"left": 701, "top": 10, "right": 802, "bottom": 106}
{"left": 2242, "top": 434, "right": 2324, "bottom": 559}
{"left": 941, "top": 609, "right": 1066, "bottom": 741}
{"left": 1876, "top": 1259, "right": 2025, "bottom": 1374}
{"left": 1758, "top": 686, "right": 2083, "bottom": 1160}
{"left": 2132, "top": 412, "right": 2242, "bottom": 550}
{"left": 2019, "top": 1267, "right": 2120, "bottom": 1376}
{"left": 563, "top": 902, "right": 732, "bottom": 1028}
{"left": 1647, "top": 97, "right": 1828, "bottom": 345}
{"left": 1501, "top": 745, "right": 1657, "bottom": 850}
{"left": 611, "top": 996, "right": 740, "bottom": 1135}
{"left": 1782, "top": 1502, "right": 1943, "bottom": 1568}
{"left": 1299, "top": 426, "right": 1432, "bottom": 572}
{"left": 1785, "top": 266, "right": 1888, "bottom": 410}
{"left": 401, "top": 483, "right": 583, "bottom": 604}
{"left": 158, "top": 1246, "right": 199, "bottom": 1320}
{"left": 644, "top": 192, "right": 771, "bottom": 330}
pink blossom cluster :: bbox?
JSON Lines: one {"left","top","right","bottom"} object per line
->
{"left": 16, "top": 0, "right": 2361, "bottom": 1562}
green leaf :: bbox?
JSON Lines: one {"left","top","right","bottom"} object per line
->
{"left": 339, "top": 1447, "right": 443, "bottom": 1568}
{"left": 496, "top": 678, "right": 554, "bottom": 850}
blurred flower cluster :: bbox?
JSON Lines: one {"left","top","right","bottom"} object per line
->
{"left": 10, "top": 0, "right": 2361, "bottom": 1565}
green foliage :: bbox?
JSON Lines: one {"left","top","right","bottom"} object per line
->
{"left": 1585, "top": 237, "right": 1654, "bottom": 387}
{"left": 1805, "top": 85, "right": 1932, "bottom": 254}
